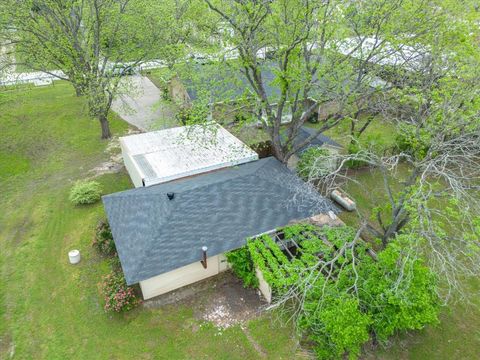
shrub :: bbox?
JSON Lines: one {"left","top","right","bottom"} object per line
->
{"left": 226, "top": 247, "right": 259, "bottom": 288}
{"left": 394, "top": 123, "right": 431, "bottom": 159}
{"left": 297, "top": 146, "right": 331, "bottom": 180}
{"left": 69, "top": 180, "right": 102, "bottom": 205}
{"left": 345, "top": 142, "right": 368, "bottom": 169}
{"left": 300, "top": 293, "right": 372, "bottom": 360}
{"left": 101, "top": 269, "right": 141, "bottom": 313}
{"left": 93, "top": 219, "right": 116, "bottom": 256}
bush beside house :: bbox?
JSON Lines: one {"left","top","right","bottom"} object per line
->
{"left": 69, "top": 180, "right": 103, "bottom": 205}
{"left": 93, "top": 219, "right": 116, "bottom": 257}
{"left": 225, "top": 247, "right": 259, "bottom": 288}
{"left": 101, "top": 269, "right": 141, "bottom": 313}
{"left": 93, "top": 219, "right": 140, "bottom": 313}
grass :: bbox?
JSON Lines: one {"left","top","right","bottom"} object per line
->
{"left": 1, "top": 81, "right": 478, "bottom": 359}
{"left": 305, "top": 114, "right": 398, "bottom": 151}
{"left": 144, "top": 68, "right": 175, "bottom": 90}
{"left": 0, "top": 82, "right": 300, "bottom": 359}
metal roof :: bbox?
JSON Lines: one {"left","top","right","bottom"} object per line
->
{"left": 103, "top": 157, "right": 338, "bottom": 285}
{"left": 120, "top": 123, "right": 258, "bottom": 186}
{"left": 335, "top": 37, "right": 429, "bottom": 72}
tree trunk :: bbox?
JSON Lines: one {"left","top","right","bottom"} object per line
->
{"left": 99, "top": 115, "right": 111, "bottom": 139}
{"left": 75, "top": 86, "right": 84, "bottom": 97}
{"left": 273, "top": 146, "right": 287, "bottom": 163}
{"left": 271, "top": 134, "right": 287, "bottom": 163}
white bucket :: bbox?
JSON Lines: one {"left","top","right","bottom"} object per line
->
{"left": 68, "top": 249, "right": 81, "bottom": 264}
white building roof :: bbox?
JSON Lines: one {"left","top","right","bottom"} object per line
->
{"left": 335, "top": 37, "right": 429, "bottom": 72}
{"left": 120, "top": 123, "right": 259, "bottom": 186}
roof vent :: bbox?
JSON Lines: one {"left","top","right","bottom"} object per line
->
{"left": 167, "top": 192, "right": 175, "bottom": 200}
{"left": 201, "top": 246, "right": 208, "bottom": 269}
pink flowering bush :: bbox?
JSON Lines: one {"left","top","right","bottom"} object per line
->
{"left": 101, "top": 270, "right": 141, "bottom": 313}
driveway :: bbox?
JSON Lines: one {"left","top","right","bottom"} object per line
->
{"left": 112, "top": 75, "right": 179, "bottom": 131}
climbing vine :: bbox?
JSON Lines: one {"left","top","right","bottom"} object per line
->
{"left": 225, "top": 246, "right": 258, "bottom": 288}
{"left": 246, "top": 224, "right": 440, "bottom": 359}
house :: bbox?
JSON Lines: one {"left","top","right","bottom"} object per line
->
{"left": 168, "top": 62, "right": 333, "bottom": 124}
{"left": 292, "top": 126, "right": 342, "bottom": 154}
{"left": 335, "top": 37, "right": 429, "bottom": 73}
{"left": 169, "top": 61, "right": 387, "bottom": 126}
{"left": 103, "top": 124, "right": 338, "bottom": 300}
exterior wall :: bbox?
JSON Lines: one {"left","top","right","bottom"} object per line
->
{"left": 168, "top": 76, "right": 191, "bottom": 106}
{"left": 255, "top": 267, "right": 272, "bottom": 303}
{"left": 317, "top": 100, "right": 341, "bottom": 121}
{"left": 218, "top": 253, "right": 230, "bottom": 272}
{"left": 139, "top": 254, "right": 228, "bottom": 300}
{"left": 120, "top": 138, "right": 144, "bottom": 188}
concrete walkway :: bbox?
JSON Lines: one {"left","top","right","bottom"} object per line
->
{"left": 111, "top": 75, "right": 178, "bottom": 131}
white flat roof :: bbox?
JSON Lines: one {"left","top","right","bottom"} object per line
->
{"left": 120, "top": 123, "right": 259, "bottom": 186}
{"left": 335, "top": 37, "right": 428, "bottom": 72}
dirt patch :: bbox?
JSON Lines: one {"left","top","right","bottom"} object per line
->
{"left": 143, "top": 271, "right": 266, "bottom": 329}
{"left": 0, "top": 333, "right": 15, "bottom": 359}
{"left": 198, "top": 273, "right": 264, "bottom": 329}
{"left": 89, "top": 128, "right": 141, "bottom": 177}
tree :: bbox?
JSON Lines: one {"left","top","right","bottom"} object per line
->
{"left": 305, "top": 10, "right": 480, "bottom": 297}
{"left": 248, "top": 225, "right": 440, "bottom": 358}
{"left": 0, "top": 0, "right": 180, "bottom": 138}
{"left": 200, "top": 0, "right": 444, "bottom": 162}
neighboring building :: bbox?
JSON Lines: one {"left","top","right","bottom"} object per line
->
{"left": 168, "top": 63, "right": 313, "bottom": 124}
{"left": 168, "top": 61, "right": 385, "bottom": 126}
{"left": 335, "top": 37, "right": 429, "bottom": 72}
{"left": 293, "top": 126, "right": 342, "bottom": 154}
{"left": 103, "top": 124, "right": 338, "bottom": 300}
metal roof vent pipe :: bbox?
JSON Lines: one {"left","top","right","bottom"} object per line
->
{"left": 167, "top": 192, "right": 175, "bottom": 200}
{"left": 201, "top": 246, "right": 208, "bottom": 269}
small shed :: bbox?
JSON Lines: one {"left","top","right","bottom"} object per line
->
{"left": 120, "top": 123, "right": 259, "bottom": 187}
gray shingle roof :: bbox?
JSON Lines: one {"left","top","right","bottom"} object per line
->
{"left": 103, "top": 157, "right": 338, "bottom": 285}
{"left": 295, "top": 127, "right": 342, "bottom": 153}
{"left": 181, "top": 62, "right": 282, "bottom": 103}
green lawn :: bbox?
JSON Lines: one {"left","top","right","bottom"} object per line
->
{"left": 305, "top": 114, "right": 398, "bottom": 151}
{"left": 1, "top": 82, "right": 478, "bottom": 359}
{"left": 0, "top": 82, "right": 300, "bottom": 359}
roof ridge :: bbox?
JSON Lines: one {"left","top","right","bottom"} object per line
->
{"left": 135, "top": 159, "right": 273, "bottom": 276}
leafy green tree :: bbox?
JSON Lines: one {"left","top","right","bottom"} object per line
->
{"left": 297, "top": 147, "right": 331, "bottom": 181}
{"left": 358, "top": 236, "right": 440, "bottom": 342}
{"left": 198, "top": 0, "right": 453, "bottom": 162}
{"left": 0, "top": 0, "right": 188, "bottom": 138}
{"left": 249, "top": 225, "right": 440, "bottom": 358}
{"left": 300, "top": 293, "right": 372, "bottom": 359}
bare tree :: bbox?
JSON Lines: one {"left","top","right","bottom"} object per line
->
{"left": 305, "top": 68, "right": 480, "bottom": 299}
